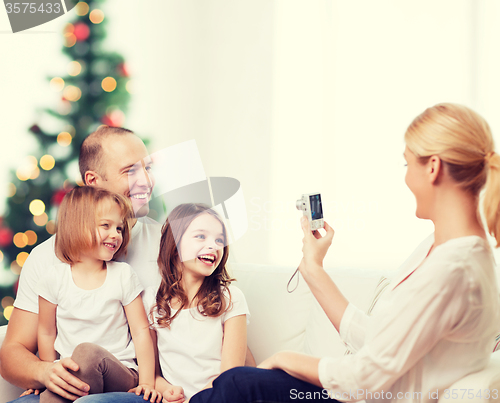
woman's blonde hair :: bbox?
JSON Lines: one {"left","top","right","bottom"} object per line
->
{"left": 405, "top": 103, "right": 500, "bottom": 246}
{"left": 55, "top": 186, "right": 133, "bottom": 263}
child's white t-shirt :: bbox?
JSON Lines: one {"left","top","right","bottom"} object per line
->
{"left": 144, "top": 285, "right": 250, "bottom": 398}
{"left": 37, "top": 261, "right": 144, "bottom": 369}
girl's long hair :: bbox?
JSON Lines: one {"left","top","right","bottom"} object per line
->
{"left": 153, "top": 203, "right": 234, "bottom": 328}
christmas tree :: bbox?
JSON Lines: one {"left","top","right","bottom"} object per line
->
{"left": 0, "top": 0, "right": 132, "bottom": 325}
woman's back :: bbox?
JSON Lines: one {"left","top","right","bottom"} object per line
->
{"left": 351, "top": 235, "right": 500, "bottom": 402}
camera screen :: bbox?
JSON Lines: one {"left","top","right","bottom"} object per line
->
{"left": 309, "top": 194, "right": 323, "bottom": 220}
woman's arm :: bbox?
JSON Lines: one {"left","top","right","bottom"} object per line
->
{"left": 124, "top": 295, "right": 161, "bottom": 402}
{"left": 299, "top": 218, "right": 349, "bottom": 332}
{"left": 258, "top": 351, "right": 321, "bottom": 387}
{"left": 38, "top": 296, "right": 57, "bottom": 363}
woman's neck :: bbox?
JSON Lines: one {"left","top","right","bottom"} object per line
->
{"left": 431, "top": 186, "right": 486, "bottom": 247}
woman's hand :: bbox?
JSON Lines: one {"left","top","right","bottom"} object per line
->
{"left": 299, "top": 217, "right": 334, "bottom": 276}
{"left": 162, "top": 384, "right": 185, "bottom": 403}
{"left": 128, "top": 384, "right": 163, "bottom": 402}
{"left": 297, "top": 217, "right": 348, "bottom": 331}
{"left": 257, "top": 353, "right": 280, "bottom": 370}
{"left": 258, "top": 352, "right": 322, "bottom": 386}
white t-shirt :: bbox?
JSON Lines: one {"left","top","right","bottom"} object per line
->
{"left": 144, "top": 285, "right": 250, "bottom": 399}
{"left": 37, "top": 261, "right": 143, "bottom": 369}
{"left": 115, "top": 217, "right": 162, "bottom": 289}
{"left": 14, "top": 217, "right": 162, "bottom": 314}
{"left": 319, "top": 235, "right": 500, "bottom": 403}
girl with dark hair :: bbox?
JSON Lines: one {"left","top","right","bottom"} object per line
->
{"left": 145, "top": 203, "right": 249, "bottom": 402}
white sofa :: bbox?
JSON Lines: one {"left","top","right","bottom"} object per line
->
{"left": 1, "top": 263, "right": 499, "bottom": 403}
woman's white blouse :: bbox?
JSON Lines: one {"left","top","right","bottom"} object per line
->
{"left": 319, "top": 235, "right": 500, "bottom": 403}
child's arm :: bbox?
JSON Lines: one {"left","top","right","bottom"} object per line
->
{"left": 220, "top": 315, "right": 247, "bottom": 372}
{"left": 150, "top": 329, "right": 185, "bottom": 403}
{"left": 200, "top": 314, "right": 247, "bottom": 391}
{"left": 38, "top": 296, "right": 57, "bottom": 363}
{"left": 124, "top": 295, "right": 162, "bottom": 402}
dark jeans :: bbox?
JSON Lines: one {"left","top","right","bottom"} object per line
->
{"left": 190, "top": 367, "right": 339, "bottom": 403}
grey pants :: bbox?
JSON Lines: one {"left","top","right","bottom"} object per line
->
{"left": 40, "top": 343, "right": 139, "bottom": 403}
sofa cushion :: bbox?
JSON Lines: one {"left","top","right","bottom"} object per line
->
{"left": 231, "top": 263, "right": 314, "bottom": 364}
{"left": 438, "top": 351, "right": 500, "bottom": 403}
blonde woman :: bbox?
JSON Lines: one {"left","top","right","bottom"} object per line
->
{"left": 190, "top": 103, "right": 500, "bottom": 403}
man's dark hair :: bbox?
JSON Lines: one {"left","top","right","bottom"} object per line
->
{"left": 79, "top": 126, "right": 134, "bottom": 183}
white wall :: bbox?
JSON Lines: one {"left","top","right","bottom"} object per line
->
{"left": 3, "top": 0, "right": 500, "bottom": 270}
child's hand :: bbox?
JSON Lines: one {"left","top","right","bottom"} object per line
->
{"left": 162, "top": 384, "right": 185, "bottom": 403}
{"left": 20, "top": 389, "right": 42, "bottom": 397}
{"left": 128, "top": 384, "right": 162, "bottom": 402}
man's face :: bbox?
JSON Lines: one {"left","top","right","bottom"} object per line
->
{"left": 99, "top": 134, "right": 155, "bottom": 218}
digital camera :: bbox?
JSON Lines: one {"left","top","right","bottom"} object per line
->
{"left": 296, "top": 193, "right": 324, "bottom": 231}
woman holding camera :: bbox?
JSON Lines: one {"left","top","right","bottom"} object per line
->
{"left": 190, "top": 103, "right": 500, "bottom": 403}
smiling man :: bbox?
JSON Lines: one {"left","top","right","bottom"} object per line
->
{"left": 80, "top": 127, "right": 154, "bottom": 220}
{"left": 0, "top": 126, "right": 162, "bottom": 402}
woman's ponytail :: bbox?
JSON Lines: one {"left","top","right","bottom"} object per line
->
{"left": 483, "top": 152, "right": 500, "bottom": 247}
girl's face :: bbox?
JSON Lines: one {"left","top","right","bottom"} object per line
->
{"left": 92, "top": 201, "right": 124, "bottom": 261}
{"left": 178, "top": 213, "right": 225, "bottom": 279}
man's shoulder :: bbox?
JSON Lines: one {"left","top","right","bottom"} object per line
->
{"left": 31, "top": 235, "right": 56, "bottom": 254}
{"left": 136, "top": 217, "right": 162, "bottom": 233}
{"left": 129, "top": 217, "right": 162, "bottom": 249}
{"left": 138, "top": 216, "right": 162, "bottom": 226}
{"left": 26, "top": 235, "right": 59, "bottom": 266}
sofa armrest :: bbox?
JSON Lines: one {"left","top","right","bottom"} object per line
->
{"left": 0, "top": 325, "right": 27, "bottom": 403}
{"left": 438, "top": 351, "right": 500, "bottom": 403}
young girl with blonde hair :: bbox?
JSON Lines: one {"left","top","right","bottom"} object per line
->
{"left": 189, "top": 103, "right": 500, "bottom": 403}
{"left": 144, "top": 203, "right": 249, "bottom": 403}
{"left": 35, "top": 187, "right": 160, "bottom": 403}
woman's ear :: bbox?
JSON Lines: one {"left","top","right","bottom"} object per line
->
{"left": 428, "top": 155, "right": 442, "bottom": 184}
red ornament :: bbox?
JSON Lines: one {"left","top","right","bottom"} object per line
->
{"left": 13, "top": 279, "right": 19, "bottom": 295}
{"left": 52, "top": 189, "right": 69, "bottom": 206}
{"left": 73, "top": 22, "right": 90, "bottom": 42}
{"left": 29, "top": 124, "right": 41, "bottom": 134}
{"left": 0, "top": 227, "right": 13, "bottom": 248}
{"left": 117, "top": 63, "right": 130, "bottom": 77}
{"left": 101, "top": 110, "right": 125, "bottom": 127}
